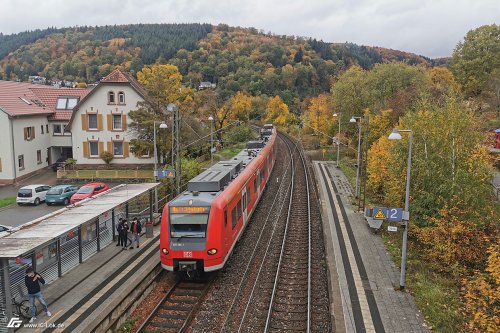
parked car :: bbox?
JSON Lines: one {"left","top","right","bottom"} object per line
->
{"left": 52, "top": 157, "right": 67, "bottom": 171}
{"left": 45, "top": 185, "right": 79, "bottom": 206}
{"left": 16, "top": 185, "right": 51, "bottom": 206}
{"left": 0, "top": 224, "right": 10, "bottom": 232}
{"left": 70, "top": 182, "right": 109, "bottom": 204}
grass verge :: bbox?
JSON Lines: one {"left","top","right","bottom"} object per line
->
{"left": 0, "top": 196, "right": 16, "bottom": 208}
{"left": 381, "top": 231, "right": 462, "bottom": 332}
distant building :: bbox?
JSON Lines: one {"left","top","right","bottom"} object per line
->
{"left": 199, "top": 81, "right": 216, "bottom": 90}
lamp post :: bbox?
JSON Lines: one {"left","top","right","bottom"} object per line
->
{"left": 350, "top": 116, "right": 362, "bottom": 198}
{"left": 153, "top": 120, "right": 168, "bottom": 212}
{"left": 388, "top": 128, "right": 413, "bottom": 290}
{"left": 333, "top": 113, "right": 341, "bottom": 167}
{"left": 208, "top": 115, "right": 214, "bottom": 165}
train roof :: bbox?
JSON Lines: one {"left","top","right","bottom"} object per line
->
{"left": 169, "top": 132, "right": 274, "bottom": 207}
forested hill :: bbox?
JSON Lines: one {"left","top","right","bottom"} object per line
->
{"left": 0, "top": 23, "right": 439, "bottom": 100}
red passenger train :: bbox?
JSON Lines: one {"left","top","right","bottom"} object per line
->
{"left": 160, "top": 126, "right": 277, "bottom": 273}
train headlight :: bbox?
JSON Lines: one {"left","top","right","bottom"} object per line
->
{"left": 162, "top": 248, "right": 169, "bottom": 255}
{"left": 207, "top": 248, "right": 218, "bottom": 255}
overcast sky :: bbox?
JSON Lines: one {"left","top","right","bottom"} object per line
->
{"left": 1, "top": 0, "right": 498, "bottom": 58}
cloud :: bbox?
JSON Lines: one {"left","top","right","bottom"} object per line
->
{"left": 1, "top": 0, "right": 498, "bottom": 58}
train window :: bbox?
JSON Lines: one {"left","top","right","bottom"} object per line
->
{"left": 237, "top": 200, "right": 242, "bottom": 220}
{"left": 224, "top": 211, "right": 228, "bottom": 227}
{"left": 246, "top": 187, "right": 251, "bottom": 205}
{"left": 254, "top": 176, "right": 258, "bottom": 192}
{"left": 231, "top": 207, "right": 237, "bottom": 229}
{"left": 242, "top": 192, "right": 247, "bottom": 211}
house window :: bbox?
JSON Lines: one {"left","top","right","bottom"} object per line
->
{"left": 37, "top": 150, "right": 42, "bottom": 164}
{"left": 24, "top": 127, "right": 34, "bottom": 141}
{"left": 18, "top": 155, "right": 24, "bottom": 170}
{"left": 112, "top": 114, "right": 122, "bottom": 130}
{"left": 53, "top": 124, "right": 62, "bottom": 135}
{"left": 64, "top": 125, "right": 71, "bottom": 135}
{"left": 118, "top": 92, "right": 125, "bottom": 104}
{"left": 88, "top": 114, "right": 98, "bottom": 130}
{"left": 108, "top": 91, "right": 115, "bottom": 104}
{"left": 56, "top": 97, "right": 79, "bottom": 109}
{"left": 89, "top": 141, "right": 99, "bottom": 157}
{"left": 113, "top": 141, "right": 123, "bottom": 156}
{"left": 41, "top": 125, "right": 44, "bottom": 134}
{"left": 46, "top": 124, "right": 49, "bottom": 133}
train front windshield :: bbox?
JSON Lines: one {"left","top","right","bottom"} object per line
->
{"left": 169, "top": 213, "right": 209, "bottom": 238}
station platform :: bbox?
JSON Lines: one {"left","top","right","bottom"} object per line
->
{"left": 313, "top": 162, "right": 430, "bottom": 333}
{"left": 16, "top": 225, "right": 161, "bottom": 333}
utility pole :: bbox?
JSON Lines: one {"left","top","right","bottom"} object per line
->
{"left": 167, "top": 103, "right": 181, "bottom": 196}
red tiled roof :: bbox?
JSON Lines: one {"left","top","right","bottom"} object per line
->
{"left": 101, "top": 69, "right": 130, "bottom": 83}
{"left": 0, "top": 81, "right": 91, "bottom": 119}
{"left": 29, "top": 86, "right": 90, "bottom": 121}
{"left": 0, "top": 81, "right": 53, "bottom": 117}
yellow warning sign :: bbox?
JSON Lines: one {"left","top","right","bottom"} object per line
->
{"left": 374, "top": 209, "right": 386, "bottom": 219}
{"left": 168, "top": 171, "right": 174, "bottom": 178}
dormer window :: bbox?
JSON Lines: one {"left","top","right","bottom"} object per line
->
{"left": 108, "top": 91, "right": 115, "bottom": 104}
{"left": 56, "top": 97, "right": 79, "bottom": 110}
{"left": 118, "top": 92, "right": 125, "bottom": 104}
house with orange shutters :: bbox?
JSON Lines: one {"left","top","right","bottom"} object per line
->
{"left": 67, "top": 69, "right": 154, "bottom": 166}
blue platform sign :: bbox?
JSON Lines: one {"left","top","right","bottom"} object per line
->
{"left": 387, "top": 207, "right": 403, "bottom": 222}
{"left": 157, "top": 169, "right": 176, "bottom": 179}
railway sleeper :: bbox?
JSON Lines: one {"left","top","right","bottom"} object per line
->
{"left": 270, "top": 320, "right": 307, "bottom": 331}
{"left": 167, "top": 298, "right": 197, "bottom": 304}
{"left": 161, "top": 304, "right": 193, "bottom": 311}
{"left": 155, "top": 313, "right": 187, "bottom": 320}
{"left": 148, "top": 321, "right": 183, "bottom": 329}
{"left": 273, "top": 303, "right": 308, "bottom": 313}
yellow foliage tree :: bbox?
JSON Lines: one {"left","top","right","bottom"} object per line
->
{"left": 366, "top": 135, "right": 392, "bottom": 200}
{"left": 367, "top": 108, "right": 394, "bottom": 147}
{"left": 463, "top": 242, "right": 500, "bottom": 332}
{"left": 265, "top": 95, "right": 290, "bottom": 126}
{"left": 302, "top": 94, "right": 334, "bottom": 145}
{"left": 137, "top": 64, "right": 182, "bottom": 105}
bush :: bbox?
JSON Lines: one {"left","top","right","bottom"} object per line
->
{"left": 100, "top": 151, "right": 114, "bottom": 164}
{"left": 226, "top": 125, "right": 255, "bottom": 144}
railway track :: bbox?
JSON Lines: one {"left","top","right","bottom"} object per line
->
{"left": 264, "top": 133, "right": 312, "bottom": 332}
{"left": 137, "top": 278, "right": 212, "bottom": 333}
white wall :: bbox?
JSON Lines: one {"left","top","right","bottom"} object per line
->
{"left": 72, "top": 84, "right": 154, "bottom": 165}
{"left": 0, "top": 111, "right": 14, "bottom": 181}
{"left": 11, "top": 115, "right": 51, "bottom": 178}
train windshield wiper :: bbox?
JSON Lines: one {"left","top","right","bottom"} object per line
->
{"left": 175, "top": 233, "right": 205, "bottom": 240}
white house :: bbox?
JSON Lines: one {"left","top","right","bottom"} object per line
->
{"left": 67, "top": 69, "right": 154, "bottom": 165}
{"left": 0, "top": 81, "right": 88, "bottom": 185}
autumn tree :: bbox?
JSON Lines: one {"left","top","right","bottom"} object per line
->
{"left": 265, "top": 95, "right": 291, "bottom": 126}
{"left": 302, "top": 94, "right": 335, "bottom": 145}
{"left": 451, "top": 24, "right": 500, "bottom": 97}
{"left": 128, "top": 64, "right": 183, "bottom": 162}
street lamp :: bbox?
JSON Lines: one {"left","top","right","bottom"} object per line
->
{"left": 388, "top": 128, "right": 413, "bottom": 290}
{"left": 333, "top": 113, "right": 341, "bottom": 167}
{"left": 153, "top": 120, "right": 167, "bottom": 212}
{"left": 350, "top": 116, "right": 362, "bottom": 198}
{"left": 208, "top": 115, "right": 214, "bottom": 165}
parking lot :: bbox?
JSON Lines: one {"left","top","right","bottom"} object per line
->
{"left": 0, "top": 171, "right": 122, "bottom": 227}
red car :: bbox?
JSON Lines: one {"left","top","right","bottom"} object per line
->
{"left": 70, "top": 182, "right": 110, "bottom": 204}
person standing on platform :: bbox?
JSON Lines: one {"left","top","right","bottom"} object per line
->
{"left": 116, "top": 218, "right": 124, "bottom": 247}
{"left": 129, "top": 218, "right": 142, "bottom": 249}
{"left": 122, "top": 219, "right": 129, "bottom": 250}
{"left": 25, "top": 268, "right": 51, "bottom": 322}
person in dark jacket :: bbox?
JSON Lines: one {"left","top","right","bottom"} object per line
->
{"left": 116, "top": 218, "right": 124, "bottom": 247}
{"left": 129, "top": 218, "right": 142, "bottom": 249}
{"left": 121, "top": 219, "right": 129, "bottom": 250}
{"left": 25, "top": 267, "right": 51, "bottom": 322}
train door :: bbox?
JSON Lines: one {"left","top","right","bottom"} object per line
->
{"left": 223, "top": 210, "right": 230, "bottom": 254}
{"left": 256, "top": 170, "right": 261, "bottom": 198}
{"left": 242, "top": 188, "right": 248, "bottom": 225}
